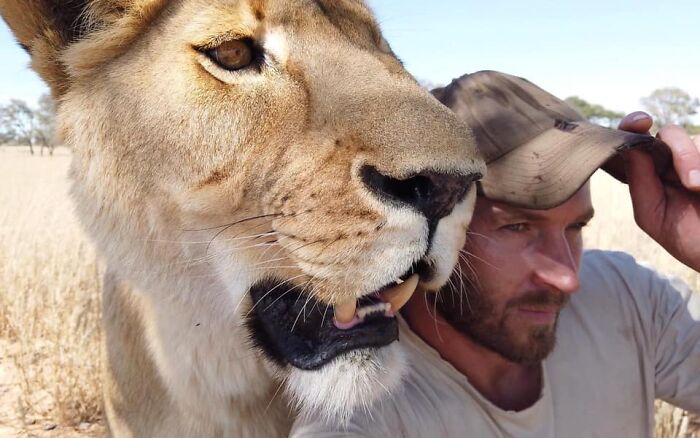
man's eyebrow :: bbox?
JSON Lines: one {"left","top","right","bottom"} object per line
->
{"left": 495, "top": 209, "right": 547, "bottom": 221}
{"left": 494, "top": 207, "right": 595, "bottom": 223}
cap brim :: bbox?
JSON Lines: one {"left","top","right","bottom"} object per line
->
{"left": 479, "top": 122, "right": 670, "bottom": 209}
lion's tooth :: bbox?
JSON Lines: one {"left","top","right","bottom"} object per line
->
{"left": 381, "top": 274, "right": 419, "bottom": 313}
{"left": 334, "top": 299, "right": 357, "bottom": 324}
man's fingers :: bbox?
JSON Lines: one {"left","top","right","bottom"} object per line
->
{"left": 618, "top": 111, "right": 653, "bottom": 134}
{"left": 624, "top": 149, "right": 664, "bottom": 232}
{"left": 658, "top": 125, "right": 700, "bottom": 191}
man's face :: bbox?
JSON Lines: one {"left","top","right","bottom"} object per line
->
{"left": 437, "top": 184, "right": 594, "bottom": 364}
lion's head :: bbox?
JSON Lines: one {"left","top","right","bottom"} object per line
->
{"left": 2, "top": 0, "right": 484, "bottom": 425}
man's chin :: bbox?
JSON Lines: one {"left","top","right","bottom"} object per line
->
{"left": 499, "top": 320, "right": 559, "bottom": 364}
{"left": 518, "top": 327, "right": 557, "bottom": 364}
{"left": 466, "top": 318, "right": 559, "bottom": 365}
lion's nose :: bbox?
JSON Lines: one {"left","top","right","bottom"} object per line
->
{"left": 360, "top": 165, "right": 482, "bottom": 223}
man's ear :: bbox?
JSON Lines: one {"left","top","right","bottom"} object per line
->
{"left": 0, "top": 1, "right": 92, "bottom": 97}
{"left": 0, "top": 0, "right": 167, "bottom": 98}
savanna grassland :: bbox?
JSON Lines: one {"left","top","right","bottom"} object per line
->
{"left": 0, "top": 146, "right": 697, "bottom": 437}
{"left": 0, "top": 147, "right": 103, "bottom": 437}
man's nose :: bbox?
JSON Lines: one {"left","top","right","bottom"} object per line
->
{"left": 528, "top": 236, "right": 580, "bottom": 294}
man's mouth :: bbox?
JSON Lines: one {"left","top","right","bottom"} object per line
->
{"left": 516, "top": 306, "right": 560, "bottom": 325}
{"left": 246, "top": 269, "right": 422, "bottom": 370}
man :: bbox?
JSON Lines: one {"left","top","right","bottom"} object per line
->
{"left": 291, "top": 71, "right": 700, "bottom": 437}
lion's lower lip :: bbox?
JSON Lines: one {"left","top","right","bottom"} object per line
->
{"left": 246, "top": 277, "right": 399, "bottom": 370}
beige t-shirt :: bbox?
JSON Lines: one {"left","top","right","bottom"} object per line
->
{"left": 291, "top": 250, "right": 700, "bottom": 437}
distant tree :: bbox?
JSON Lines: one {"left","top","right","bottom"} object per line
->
{"left": 641, "top": 87, "right": 699, "bottom": 127}
{"left": 34, "top": 93, "right": 57, "bottom": 156}
{"left": 0, "top": 130, "right": 13, "bottom": 144}
{"left": 0, "top": 94, "right": 57, "bottom": 155}
{"left": 565, "top": 96, "right": 624, "bottom": 128}
{"left": 0, "top": 99, "right": 37, "bottom": 154}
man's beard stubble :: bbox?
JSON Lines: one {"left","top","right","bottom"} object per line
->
{"left": 434, "top": 269, "right": 570, "bottom": 365}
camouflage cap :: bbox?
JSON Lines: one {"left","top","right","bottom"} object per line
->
{"left": 432, "top": 70, "right": 670, "bottom": 209}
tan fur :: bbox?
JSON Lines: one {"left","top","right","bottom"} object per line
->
{"left": 1, "top": 0, "right": 485, "bottom": 436}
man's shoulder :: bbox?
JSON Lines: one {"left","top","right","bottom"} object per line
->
{"left": 553, "top": 250, "right": 661, "bottom": 377}
{"left": 580, "top": 249, "right": 689, "bottom": 296}
{"left": 564, "top": 249, "right": 667, "bottom": 331}
{"left": 581, "top": 248, "right": 639, "bottom": 270}
{"left": 572, "top": 249, "right": 692, "bottom": 327}
{"left": 579, "top": 249, "right": 655, "bottom": 293}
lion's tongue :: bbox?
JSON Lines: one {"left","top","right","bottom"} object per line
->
{"left": 333, "top": 274, "right": 420, "bottom": 329}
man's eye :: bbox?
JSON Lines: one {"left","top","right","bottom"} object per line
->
{"left": 569, "top": 222, "right": 589, "bottom": 231}
{"left": 503, "top": 223, "right": 528, "bottom": 232}
{"left": 206, "top": 40, "right": 254, "bottom": 71}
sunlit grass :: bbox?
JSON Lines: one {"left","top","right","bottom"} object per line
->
{"left": 0, "top": 147, "right": 103, "bottom": 434}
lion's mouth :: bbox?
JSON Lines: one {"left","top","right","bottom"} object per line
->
{"left": 246, "top": 266, "right": 425, "bottom": 370}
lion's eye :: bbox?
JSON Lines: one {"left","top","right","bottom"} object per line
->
{"left": 207, "top": 40, "right": 254, "bottom": 71}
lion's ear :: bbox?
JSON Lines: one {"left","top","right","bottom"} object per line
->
{"left": 0, "top": 1, "right": 93, "bottom": 97}
{"left": 0, "top": 0, "right": 167, "bottom": 98}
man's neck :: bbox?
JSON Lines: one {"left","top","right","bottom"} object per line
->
{"left": 402, "top": 295, "right": 542, "bottom": 412}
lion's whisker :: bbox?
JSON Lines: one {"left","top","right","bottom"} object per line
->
{"left": 260, "top": 277, "right": 316, "bottom": 314}
{"left": 241, "top": 273, "right": 309, "bottom": 317}
{"left": 183, "top": 213, "right": 284, "bottom": 232}
{"left": 264, "top": 377, "right": 288, "bottom": 416}
{"left": 459, "top": 248, "right": 500, "bottom": 270}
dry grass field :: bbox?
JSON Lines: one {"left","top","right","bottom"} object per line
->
{"left": 0, "top": 145, "right": 697, "bottom": 437}
{"left": 0, "top": 147, "right": 103, "bottom": 437}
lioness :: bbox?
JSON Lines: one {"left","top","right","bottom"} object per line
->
{"left": 1, "top": 0, "right": 485, "bottom": 436}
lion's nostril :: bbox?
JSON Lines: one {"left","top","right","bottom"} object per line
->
{"left": 360, "top": 165, "right": 481, "bottom": 223}
{"left": 380, "top": 173, "right": 432, "bottom": 206}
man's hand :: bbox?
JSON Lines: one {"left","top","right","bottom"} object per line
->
{"left": 619, "top": 112, "right": 700, "bottom": 272}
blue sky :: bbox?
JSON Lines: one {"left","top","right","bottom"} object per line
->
{"left": 1, "top": 0, "right": 699, "bottom": 120}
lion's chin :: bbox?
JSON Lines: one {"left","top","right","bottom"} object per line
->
{"left": 285, "top": 343, "right": 407, "bottom": 425}
{"left": 246, "top": 276, "right": 409, "bottom": 423}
